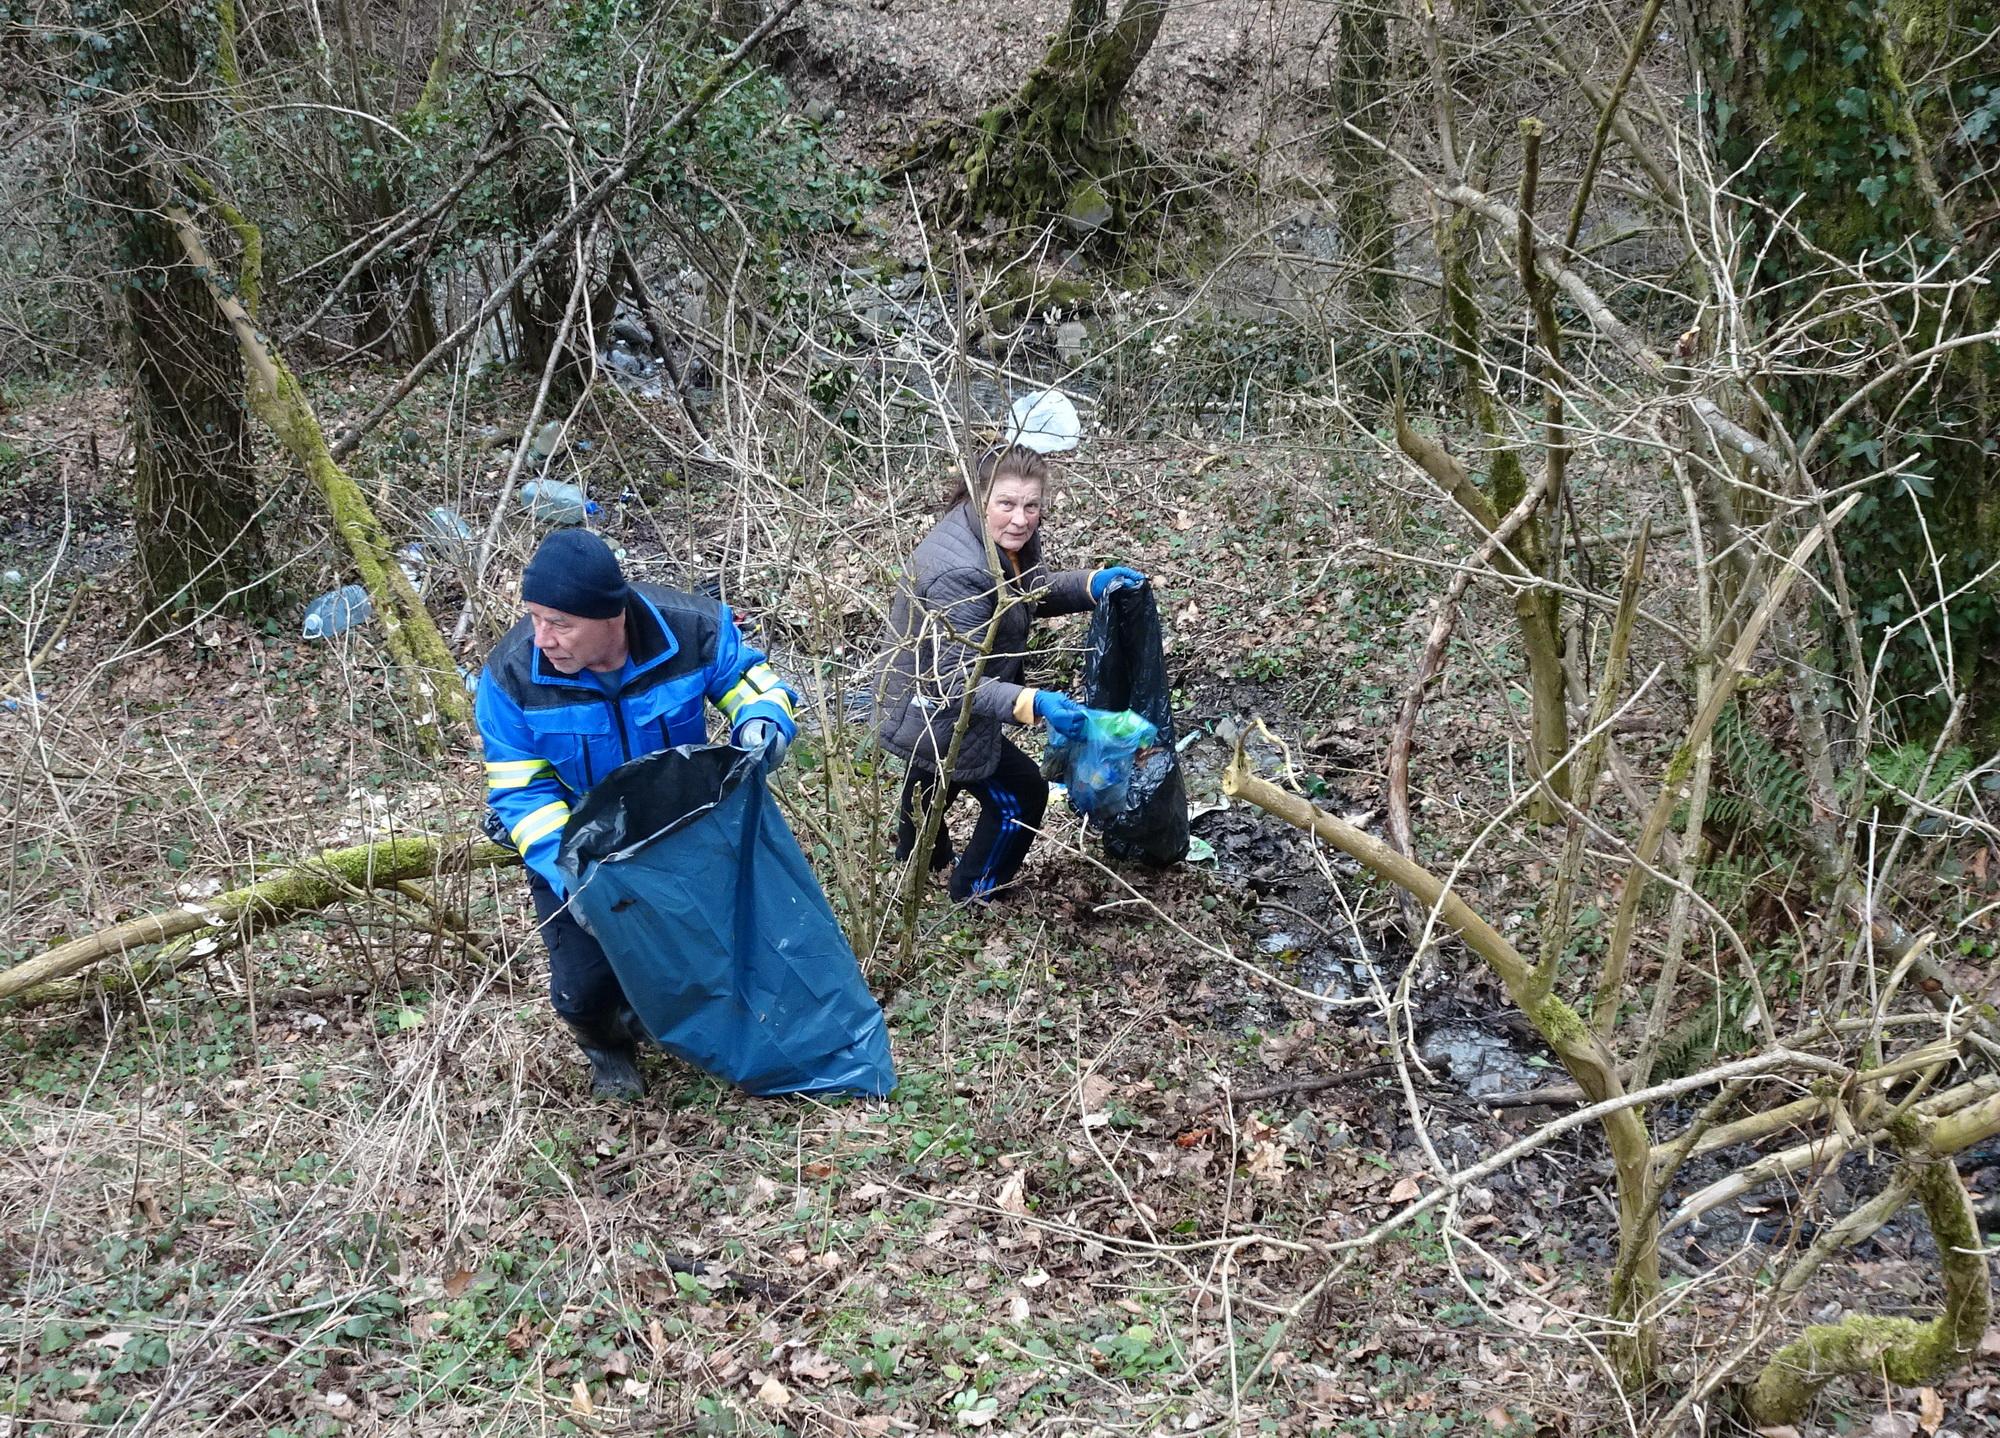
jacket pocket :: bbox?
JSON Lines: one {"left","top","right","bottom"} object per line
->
{"left": 626, "top": 673, "right": 709, "bottom": 739}
{"left": 521, "top": 704, "right": 612, "bottom": 777}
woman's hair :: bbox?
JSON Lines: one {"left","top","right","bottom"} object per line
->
{"left": 942, "top": 443, "right": 1051, "bottom": 510}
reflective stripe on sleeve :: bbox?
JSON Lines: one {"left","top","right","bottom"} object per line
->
{"left": 510, "top": 800, "right": 571, "bottom": 852}
{"left": 718, "top": 663, "right": 792, "bottom": 717}
{"left": 485, "top": 759, "right": 555, "bottom": 790}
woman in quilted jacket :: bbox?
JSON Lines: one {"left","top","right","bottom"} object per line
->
{"left": 874, "top": 444, "right": 1145, "bottom": 901}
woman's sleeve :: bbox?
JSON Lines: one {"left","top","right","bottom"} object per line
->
{"left": 1037, "top": 568, "right": 1096, "bottom": 617}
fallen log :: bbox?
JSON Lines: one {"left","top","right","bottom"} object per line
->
{"left": 1, "top": 837, "right": 515, "bottom": 1006}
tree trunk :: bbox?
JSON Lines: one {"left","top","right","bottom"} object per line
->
{"left": 1437, "top": 209, "right": 1569, "bottom": 819}
{"left": 945, "top": 0, "right": 1168, "bottom": 241}
{"left": 166, "top": 204, "right": 475, "bottom": 748}
{"left": 92, "top": 1, "right": 267, "bottom": 630}
{"left": 1744, "top": 1135, "right": 1990, "bottom": 1424}
{"left": 334, "top": 0, "right": 447, "bottom": 362}
{"left": 1332, "top": 3, "right": 1397, "bottom": 335}
{"left": 1685, "top": 0, "right": 2000, "bottom": 735}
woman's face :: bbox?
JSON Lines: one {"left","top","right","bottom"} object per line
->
{"left": 983, "top": 474, "right": 1045, "bottom": 553}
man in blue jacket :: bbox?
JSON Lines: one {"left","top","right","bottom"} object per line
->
{"left": 476, "top": 530, "right": 798, "bottom": 1099}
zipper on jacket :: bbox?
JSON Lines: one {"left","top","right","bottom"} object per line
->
{"left": 600, "top": 688, "right": 633, "bottom": 766}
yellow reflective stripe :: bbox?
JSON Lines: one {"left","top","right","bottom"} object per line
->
{"left": 510, "top": 801, "right": 571, "bottom": 852}
{"left": 485, "top": 759, "right": 554, "bottom": 789}
{"left": 719, "top": 664, "right": 791, "bottom": 717}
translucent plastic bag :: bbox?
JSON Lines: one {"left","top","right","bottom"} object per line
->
{"left": 1045, "top": 708, "right": 1157, "bottom": 817}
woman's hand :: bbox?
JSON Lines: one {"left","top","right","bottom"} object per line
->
{"left": 1033, "top": 691, "right": 1091, "bottom": 739}
{"left": 1089, "top": 567, "right": 1147, "bottom": 602}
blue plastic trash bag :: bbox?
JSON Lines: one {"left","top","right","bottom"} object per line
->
{"left": 557, "top": 744, "right": 896, "bottom": 1098}
{"left": 302, "top": 584, "right": 372, "bottom": 639}
{"left": 1045, "top": 708, "right": 1158, "bottom": 817}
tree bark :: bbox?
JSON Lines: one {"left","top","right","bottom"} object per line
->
{"left": 90, "top": 0, "right": 267, "bottom": 631}
{"left": 945, "top": 0, "right": 1168, "bottom": 239}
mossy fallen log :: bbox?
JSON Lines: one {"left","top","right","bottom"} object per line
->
{"left": 1, "top": 838, "right": 515, "bottom": 1006}
{"left": 1744, "top": 1139, "right": 1990, "bottom": 1424}
{"left": 165, "top": 203, "right": 472, "bottom": 748}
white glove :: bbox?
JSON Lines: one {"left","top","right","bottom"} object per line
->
{"left": 734, "top": 717, "right": 791, "bottom": 769}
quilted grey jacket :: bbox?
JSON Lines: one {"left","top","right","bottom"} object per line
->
{"left": 874, "top": 502, "right": 1093, "bottom": 782}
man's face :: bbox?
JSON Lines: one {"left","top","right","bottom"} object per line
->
{"left": 526, "top": 603, "right": 628, "bottom": 674}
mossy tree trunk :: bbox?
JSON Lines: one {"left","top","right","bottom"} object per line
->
{"left": 166, "top": 205, "right": 474, "bottom": 748}
{"left": 89, "top": 0, "right": 267, "bottom": 632}
{"left": 1331, "top": 3, "right": 1399, "bottom": 367}
{"left": 1685, "top": 0, "right": 1999, "bottom": 735}
{"left": 1744, "top": 1131, "right": 1990, "bottom": 1424}
{"left": 946, "top": 0, "right": 1168, "bottom": 240}
{"left": 1437, "top": 209, "right": 1569, "bottom": 820}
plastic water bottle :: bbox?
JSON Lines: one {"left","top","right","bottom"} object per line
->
{"left": 302, "top": 584, "right": 373, "bottom": 639}
{"left": 519, "top": 480, "right": 599, "bottom": 526}
{"left": 424, "top": 506, "right": 475, "bottom": 551}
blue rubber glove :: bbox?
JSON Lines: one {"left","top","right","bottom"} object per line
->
{"left": 1089, "top": 566, "right": 1147, "bottom": 602}
{"left": 735, "top": 717, "right": 791, "bottom": 769}
{"left": 1033, "top": 691, "right": 1090, "bottom": 740}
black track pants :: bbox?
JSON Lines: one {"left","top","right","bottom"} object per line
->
{"left": 894, "top": 738, "right": 1049, "bottom": 902}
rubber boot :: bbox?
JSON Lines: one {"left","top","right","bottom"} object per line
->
{"left": 561, "top": 1012, "right": 646, "bottom": 1101}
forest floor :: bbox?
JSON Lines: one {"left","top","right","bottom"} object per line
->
{"left": 4, "top": 2, "right": 2000, "bottom": 1426}
{"left": 4, "top": 337, "right": 1997, "bottom": 1438}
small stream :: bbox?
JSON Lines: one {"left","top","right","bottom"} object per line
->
{"left": 1173, "top": 709, "right": 1553, "bottom": 1104}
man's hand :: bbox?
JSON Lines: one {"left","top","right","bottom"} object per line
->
{"left": 735, "top": 717, "right": 791, "bottom": 769}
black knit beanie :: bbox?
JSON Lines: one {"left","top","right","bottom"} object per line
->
{"left": 521, "top": 530, "right": 629, "bottom": 619}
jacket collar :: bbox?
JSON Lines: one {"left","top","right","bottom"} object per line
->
{"left": 527, "top": 587, "right": 681, "bottom": 690}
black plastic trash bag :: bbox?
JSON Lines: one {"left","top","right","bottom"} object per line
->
{"left": 1047, "top": 582, "right": 1190, "bottom": 865}
{"left": 557, "top": 744, "right": 896, "bottom": 1097}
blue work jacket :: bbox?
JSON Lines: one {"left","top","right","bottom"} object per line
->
{"left": 475, "top": 582, "right": 796, "bottom": 892}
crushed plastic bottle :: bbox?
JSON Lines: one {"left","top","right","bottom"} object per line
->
{"left": 397, "top": 543, "right": 428, "bottom": 593}
{"left": 529, "top": 420, "right": 565, "bottom": 459}
{"left": 302, "top": 584, "right": 373, "bottom": 639}
{"left": 424, "top": 505, "right": 475, "bottom": 550}
{"left": 519, "top": 479, "right": 599, "bottom": 526}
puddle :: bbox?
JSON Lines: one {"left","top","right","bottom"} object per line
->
{"left": 1417, "top": 1024, "right": 1544, "bottom": 1098}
